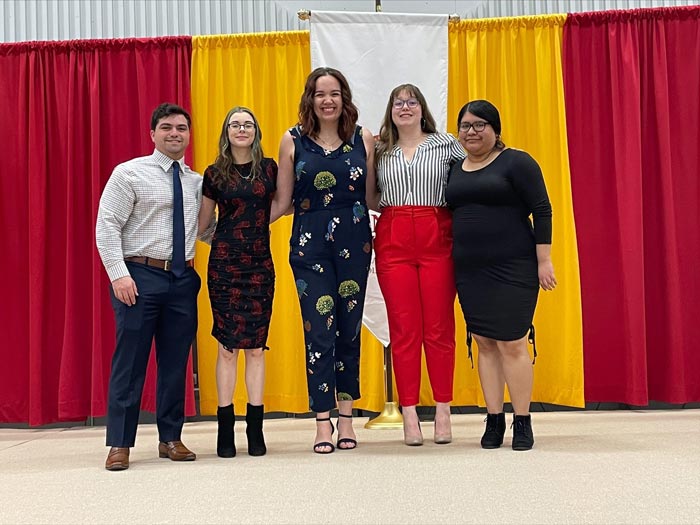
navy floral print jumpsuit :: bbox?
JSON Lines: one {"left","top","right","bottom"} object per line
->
{"left": 288, "top": 125, "right": 372, "bottom": 413}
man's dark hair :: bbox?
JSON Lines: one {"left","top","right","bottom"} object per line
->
{"left": 150, "top": 103, "right": 191, "bottom": 131}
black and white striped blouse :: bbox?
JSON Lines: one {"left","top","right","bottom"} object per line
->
{"left": 376, "top": 132, "right": 465, "bottom": 208}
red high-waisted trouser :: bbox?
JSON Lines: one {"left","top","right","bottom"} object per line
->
{"left": 374, "top": 206, "right": 456, "bottom": 406}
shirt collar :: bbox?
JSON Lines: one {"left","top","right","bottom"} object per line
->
{"left": 151, "top": 149, "right": 186, "bottom": 173}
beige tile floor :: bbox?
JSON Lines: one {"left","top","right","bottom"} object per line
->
{"left": 1, "top": 410, "right": 699, "bottom": 524}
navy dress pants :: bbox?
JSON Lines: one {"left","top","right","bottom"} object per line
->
{"left": 106, "top": 262, "right": 200, "bottom": 447}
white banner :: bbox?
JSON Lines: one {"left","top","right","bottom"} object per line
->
{"left": 363, "top": 211, "right": 390, "bottom": 347}
{"left": 310, "top": 10, "right": 449, "bottom": 133}
{"left": 310, "top": 11, "right": 449, "bottom": 347}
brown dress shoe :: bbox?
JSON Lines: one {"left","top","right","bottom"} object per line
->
{"left": 105, "top": 447, "right": 130, "bottom": 471}
{"left": 158, "top": 440, "right": 196, "bottom": 461}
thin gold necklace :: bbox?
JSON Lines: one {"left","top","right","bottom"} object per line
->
{"left": 233, "top": 162, "right": 254, "bottom": 182}
{"left": 316, "top": 135, "right": 341, "bottom": 155}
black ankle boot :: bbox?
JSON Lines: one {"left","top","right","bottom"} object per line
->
{"left": 481, "top": 412, "right": 506, "bottom": 449}
{"left": 245, "top": 403, "right": 267, "bottom": 456}
{"left": 217, "top": 404, "right": 236, "bottom": 458}
{"left": 511, "top": 414, "right": 534, "bottom": 451}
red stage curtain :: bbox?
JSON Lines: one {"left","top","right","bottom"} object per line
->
{"left": 0, "top": 37, "right": 196, "bottom": 425}
{"left": 563, "top": 6, "right": 700, "bottom": 404}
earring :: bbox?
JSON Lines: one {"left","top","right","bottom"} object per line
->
{"left": 420, "top": 117, "right": 426, "bottom": 130}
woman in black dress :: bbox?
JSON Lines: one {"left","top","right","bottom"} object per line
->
{"left": 198, "top": 106, "right": 277, "bottom": 458}
{"left": 445, "top": 100, "right": 556, "bottom": 451}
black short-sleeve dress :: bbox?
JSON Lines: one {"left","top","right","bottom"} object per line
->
{"left": 202, "top": 158, "right": 278, "bottom": 350}
{"left": 445, "top": 148, "right": 552, "bottom": 341}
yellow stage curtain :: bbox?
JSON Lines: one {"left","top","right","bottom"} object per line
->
{"left": 447, "top": 15, "right": 585, "bottom": 408}
{"left": 192, "top": 18, "right": 583, "bottom": 415}
{"left": 191, "top": 31, "right": 309, "bottom": 416}
{"left": 191, "top": 31, "right": 386, "bottom": 415}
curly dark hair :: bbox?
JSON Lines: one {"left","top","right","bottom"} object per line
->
{"left": 298, "top": 67, "right": 359, "bottom": 142}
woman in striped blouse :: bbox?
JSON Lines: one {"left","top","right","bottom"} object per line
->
{"left": 370, "top": 84, "right": 465, "bottom": 446}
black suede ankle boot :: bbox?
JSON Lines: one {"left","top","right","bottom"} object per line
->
{"left": 511, "top": 414, "right": 534, "bottom": 451}
{"left": 217, "top": 404, "right": 236, "bottom": 458}
{"left": 245, "top": 403, "right": 267, "bottom": 456}
{"left": 481, "top": 412, "right": 506, "bottom": 449}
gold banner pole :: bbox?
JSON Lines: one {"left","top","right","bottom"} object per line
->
{"left": 298, "top": 0, "right": 390, "bottom": 20}
{"left": 365, "top": 344, "right": 403, "bottom": 429}
{"left": 299, "top": 8, "right": 460, "bottom": 22}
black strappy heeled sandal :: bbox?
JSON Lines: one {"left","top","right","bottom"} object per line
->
{"left": 313, "top": 417, "right": 335, "bottom": 454}
{"left": 336, "top": 413, "right": 358, "bottom": 450}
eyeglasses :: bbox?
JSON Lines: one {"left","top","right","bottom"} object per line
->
{"left": 459, "top": 121, "right": 489, "bottom": 132}
{"left": 228, "top": 122, "right": 256, "bottom": 132}
{"left": 392, "top": 98, "right": 420, "bottom": 110}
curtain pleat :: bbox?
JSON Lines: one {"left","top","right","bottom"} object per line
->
{"left": 191, "top": 31, "right": 391, "bottom": 415}
{"left": 191, "top": 32, "right": 310, "bottom": 415}
{"left": 563, "top": 6, "right": 700, "bottom": 404}
{"left": 449, "top": 15, "right": 585, "bottom": 408}
{"left": 0, "top": 37, "right": 196, "bottom": 425}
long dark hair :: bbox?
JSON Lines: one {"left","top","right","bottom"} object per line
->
{"left": 376, "top": 84, "right": 437, "bottom": 159}
{"left": 298, "top": 67, "right": 359, "bottom": 142}
{"left": 457, "top": 99, "right": 506, "bottom": 149}
{"left": 213, "top": 106, "right": 264, "bottom": 179}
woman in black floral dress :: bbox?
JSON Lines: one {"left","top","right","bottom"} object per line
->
{"left": 198, "top": 106, "right": 277, "bottom": 458}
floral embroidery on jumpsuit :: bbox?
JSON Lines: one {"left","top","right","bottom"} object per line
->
{"left": 288, "top": 125, "right": 372, "bottom": 412}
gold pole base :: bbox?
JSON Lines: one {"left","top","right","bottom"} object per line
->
{"left": 364, "top": 402, "right": 403, "bottom": 429}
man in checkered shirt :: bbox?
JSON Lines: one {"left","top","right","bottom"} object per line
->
{"left": 96, "top": 103, "right": 205, "bottom": 471}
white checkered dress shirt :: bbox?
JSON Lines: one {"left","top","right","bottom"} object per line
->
{"left": 96, "top": 149, "right": 202, "bottom": 282}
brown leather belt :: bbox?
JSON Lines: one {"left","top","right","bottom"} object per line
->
{"left": 125, "top": 256, "right": 194, "bottom": 271}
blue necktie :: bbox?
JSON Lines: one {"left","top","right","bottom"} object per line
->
{"left": 171, "top": 161, "right": 186, "bottom": 277}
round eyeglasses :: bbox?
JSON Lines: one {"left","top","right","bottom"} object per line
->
{"left": 392, "top": 98, "right": 420, "bottom": 110}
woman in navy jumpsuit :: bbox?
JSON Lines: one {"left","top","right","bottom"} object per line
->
{"left": 272, "top": 67, "right": 376, "bottom": 454}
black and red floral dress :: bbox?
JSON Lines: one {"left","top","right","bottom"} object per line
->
{"left": 203, "top": 158, "right": 278, "bottom": 350}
